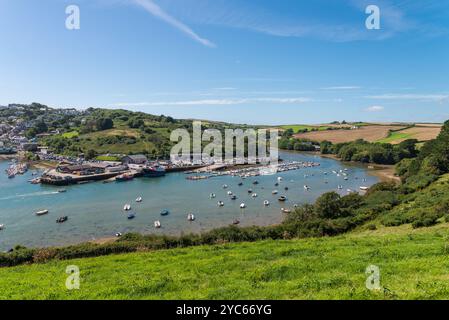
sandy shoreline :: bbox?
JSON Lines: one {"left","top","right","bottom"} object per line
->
{"left": 311, "top": 152, "right": 400, "bottom": 183}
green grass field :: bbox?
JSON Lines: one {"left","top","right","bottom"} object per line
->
{"left": 1, "top": 223, "right": 448, "bottom": 300}
{"left": 377, "top": 131, "right": 413, "bottom": 144}
{"left": 280, "top": 125, "right": 332, "bottom": 132}
{"left": 61, "top": 131, "right": 79, "bottom": 139}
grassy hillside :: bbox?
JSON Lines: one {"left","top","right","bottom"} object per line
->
{"left": 1, "top": 223, "right": 448, "bottom": 300}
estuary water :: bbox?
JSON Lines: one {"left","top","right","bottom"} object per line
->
{"left": 0, "top": 152, "right": 379, "bottom": 250}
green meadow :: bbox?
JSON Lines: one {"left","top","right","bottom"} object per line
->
{"left": 1, "top": 223, "right": 448, "bottom": 300}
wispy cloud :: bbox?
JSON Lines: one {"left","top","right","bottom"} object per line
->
{"left": 321, "top": 86, "right": 361, "bottom": 90}
{"left": 365, "top": 94, "right": 449, "bottom": 102}
{"left": 132, "top": 0, "right": 215, "bottom": 47}
{"left": 365, "top": 105, "right": 384, "bottom": 112}
{"left": 110, "top": 97, "right": 312, "bottom": 107}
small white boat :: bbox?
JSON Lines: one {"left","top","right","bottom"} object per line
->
{"left": 338, "top": 185, "right": 343, "bottom": 190}
{"left": 154, "top": 220, "right": 161, "bottom": 228}
{"left": 210, "top": 193, "right": 216, "bottom": 199}
{"left": 222, "top": 184, "right": 228, "bottom": 189}
{"left": 272, "top": 190, "right": 278, "bottom": 194}
{"left": 187, "top": 213, "right": 195, "bottom": 221}
{"left": 281, "top": 208, "right": 291, "bottom": 213}
{"left": 123, "top": 204, "right": 131, "bottom": 211}
{"left": 252, "top": 193, "right": 258, "bottom": 198}
{"left": 227, "top": 191, "right": 233, "bottom": 196}
{"left": 0, "top": 224, "right": 4, "bottom": 230}
{"left": 240, "top": 203, "right": 246, "bottom": 209}
{"left": 136, "top": 197, "right": 142, "bottom": 203}
{"left": 217, "top": 201, "right": 224, "bottom": 207}
{"left": 35, "top": 209, "right": 49, "bottom": 216}
{"left": 115, "top": 232, "right": 122, "bottom": 237}
{"left": 359, "top": 186, "right": 369, "bottom": 191}
{"left": 263, "top": 200, "right": 270, "bottom": 206}
{"left": 304, "top": 185, "right": 310, "bottom": 190}
{"left": 277, "top": 177, "right": 283, "bottom": 181}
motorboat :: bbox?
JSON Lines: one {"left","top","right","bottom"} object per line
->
{"left": 115, "top": 232, "right": 122, "bottom": 237}
{"left": 227, "top": 191, "right": 233, "bottom": 196}
{"left": 210, "top": 193, "right": 216, "bottom": 198}
{"left": 232, "top": 219, "right": 240, "bottom": 225}
{"left": 127, "top": 213, "right": 136, "bottom": 220}
{"left": 247, "top": 189, "right": 253, "bottom": 193}
{"left": 277, "top": 177, "right": 283, "bottom": 181}
{"left": 274, "top": 183, "right": 279, "bottom": 187}
{"left": 251, "top": 193, "right": 258, "bottom": 198}
{"left": 272, "top": 190, "right": 278, "bottom": 194}
{"left": 281, "top": 208, "right": 291, "bottom": 213}
{"left": 252, "top": 181, "right": 259, "bottom": 185}
{"left": 222, "top": 184, "right": 228, "bottom": 189}
{"left": 284, "top": 187, "right": 289, "bottom": 191}
{"left": 57, "top": 189, "right": 67, "bottom": 193}
{"left": 304, "top": 185, "right": 310, "bottom": 191}
{"left": 0, "top": 224, "right": 4, "bottom": 230}
{"left": 123, "top": 204, "right": 131, "bottom": 211}
{"left": 187, "top": 213, "right": 195, "bottom": 221}
{"left": 263, "top": 200, "right": 270, "bottom": 206}
{"left": 116, "top": 173, "right": 134, "bottom": 182}
{"left": 56, "top": 216, "right": 68, "bottom": 223}
{"left": 154, "top": 220, "right": 161, "bottom": 228}
{"left": 278, "top": 196, "right": 287, "bottom": 202}
{"left": 217, "top": 201, "right": 224, "bottom": 207}
{"left": 360, "top": 186, "right": 369, "bottom": 191}
{"left": 136, "top": 197, "right": 142, "bottom": 203}
{"left": 160, "top": 209, "right": 170, "bottom": 216}
{"left": 240, "top": 203, "right": 246, "bottom": 209}
{"left": 238, "top": 182, "right": 243, "bottom": 186}
{"left": 35, "top": 209, "right": 49, "bottom": 216}
{"left": 230, "top": 195, "right": 237, "bottom": 200}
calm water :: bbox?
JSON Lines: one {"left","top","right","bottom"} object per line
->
{"left": 0, "top": 152, "right": 379, "bottom": 250}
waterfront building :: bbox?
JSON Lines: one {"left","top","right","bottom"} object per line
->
{"left": 121, "top": 154, "right": 148, "bottom": 165}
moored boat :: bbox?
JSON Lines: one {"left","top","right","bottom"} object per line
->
{"left": 278, "top": 196, "right": 287, "bottom": 202}
{"left": 217, "top": 201, "right": 224, "bottom": 207}
{"left": 123, "top": 204, "right": 131, "bottom": 211}
{"left": 187, "top": 213, "right": 195, "bottom": 221}
{"left": 142, "top": 164, "right": 166, "bottom": 177}
{"left": 160, "top": 209, "right": 170, "bottom": 216}
{"left": 136, "top": 196, "right": 142, "bottom": 203}
{"left": 56, "top": 216, "right": 68, "bottom": 223}
{"left": 0, "top": 224, "right": 4, "bottom": 230}
{"left": 127, "top": 213, "right": 136, "bottom": 220}
{"left": 116, "top": 173, "right": 134, "bottom": 182}
{"left": 35, "top": 209, "right": 49, "bottom": 216}
{"left": 154, "top": 220, "right": 161, "bottom": 228}
{"left": 263, "top": 200, "right": 270, "bottom": 206}
{"left": 240, "top": 203, "right": 246, "bottom": 209}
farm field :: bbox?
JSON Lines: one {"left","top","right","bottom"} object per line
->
{"left": 377, "top": 126, "right": 442, "bottom": 144}
{"left": 293, "top": 124, "right": 441, "bottom": 144}
{"left": 1, "top": 223, "right": 448, "bottom": 300}
{"left": 294, "top": 125, "right": 406, "bottom": 143}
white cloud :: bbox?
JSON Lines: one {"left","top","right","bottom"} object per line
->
{"left": 321, "top": 86, "right": 361, "bottom": 90}
{"left": 110, "top": 97, "right": 312, "bottom": 107}
{"left": 365, "top": 94, "right": 449, "bottom": 102}
{"left": 132, "top": 0, "right": 215, "bottom": 48}
{"left": 365, "top": 105, "right": 384, "bottom": 112}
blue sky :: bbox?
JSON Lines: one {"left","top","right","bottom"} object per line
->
{"left": 0, "top": 0, "right": 448, "bottom": 124}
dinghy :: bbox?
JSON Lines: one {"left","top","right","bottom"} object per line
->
{"left": 154, "top": 220, "right": 161, "bottom": 228}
